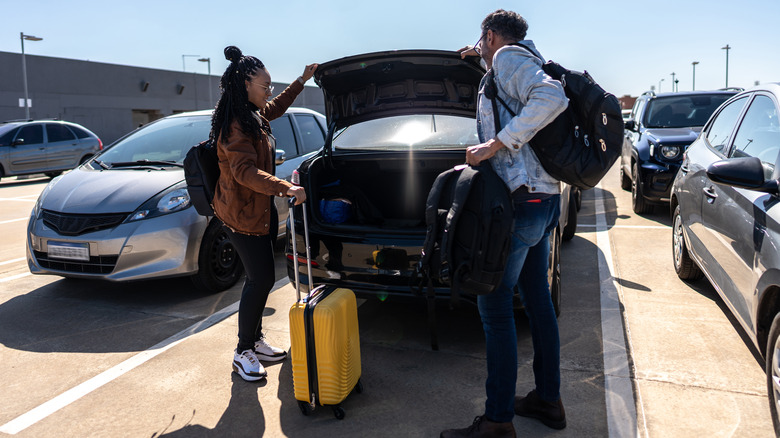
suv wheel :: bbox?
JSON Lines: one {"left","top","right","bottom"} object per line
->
{"left": 672, "top": 205, "right": 703, "bottom": 280}
{"left": 766, "top": 312, "right": 780, "bottom": 436}
{"left": 191, "top": 219, "right": 244, "bottom": 293}
{"left": 620, "top": 166, "right": 631, "bottom": 191}
{"left": 631, "top": 162, "right": 653, "bottom": 214}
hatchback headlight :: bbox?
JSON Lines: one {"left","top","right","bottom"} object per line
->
{"left": 659, "top": 145, "right": 681, "bottom": 159}
{"left": 126, "top": 181, "right": 191, "bottom": 222}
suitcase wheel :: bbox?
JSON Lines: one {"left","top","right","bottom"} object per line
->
{"left": 333, "top": 406, "right": 345, "bottom": 420}
{"left": 298, "top": 401, "right": 312, "bottom": 416}
{"left": 354, "top": 379, "right": 364, "bottom": 394}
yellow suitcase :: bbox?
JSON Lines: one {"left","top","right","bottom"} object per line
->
{"left": 288, "top": 201, "right": 362, "bottom": 420}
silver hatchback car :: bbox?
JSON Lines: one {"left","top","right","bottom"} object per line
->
{"left": 0, "top": 119, "right": 102, "bottom": 180}
{"left": 27, "top": 107, "right": 326, "bottom": 292}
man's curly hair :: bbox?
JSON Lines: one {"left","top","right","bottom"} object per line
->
{"left": 481, "top": 9, "right": 528, "bottom": 41}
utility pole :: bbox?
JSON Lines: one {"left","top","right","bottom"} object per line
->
{"left": 692, "top": 61, "right": 699, "bottom": 91}
{"left": 670, "top": 72, "right": 676, "bottom": 92}
{"left": 721, "top": 44, "right": 731, "bottom": 88}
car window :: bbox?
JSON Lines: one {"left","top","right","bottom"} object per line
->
{"left": 332, "top": 115, "right": 479, "bottom": 151}
{"left": 632, "top": 99, "right": 645, "bottom": 122}
{"left": 729, "top": 95, "right": 780, "bottom": 177}
{"left": 68, "top": 125, "right": 93, "bottom": 139}
{"left": 270, "top": 115, "right": 298, "bottom": 156}
{"left": 16, "top": 124, "right": 44, "bottom": 145}
{"left": 97, "top": 115, "right": 211, "bottom": 164}
{"left": 294, "top": 114, "right": 326, "bottom": 154}
{"left": 644, "top": 94, "right": 733, "bottom": 128}
{"left": 705, "top": 96, "right": 749, "bottom": 154}
{"left": 46, "top": 124, "right": 77, "bottom": 142}
{"left": 0, "top": 127, "right": 19, "bottom": 146}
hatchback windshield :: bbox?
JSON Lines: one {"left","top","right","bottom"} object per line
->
{"left": 98, "top": 115, "right": 211, "bottom": 165}
{"left": 644, "top": 94, "right": 733, "bottom": 129}
{"left": 332, "top": 115, "right": 479, "bottom": 151}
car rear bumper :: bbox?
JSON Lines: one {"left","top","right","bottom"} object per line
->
{"left": 27, "top": 209, "right": 207, "bottom": 281}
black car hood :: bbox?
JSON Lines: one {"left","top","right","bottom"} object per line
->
{"left": 314, "top": 50, "right": 485, "bottom": 129}
{"left": 645, "top": 127, "right": 702, "bottom": 144}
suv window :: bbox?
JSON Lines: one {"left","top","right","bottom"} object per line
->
{"left": 729, "top": 95, "right": 780, "bottom": 176}
{"left": 270, "top": 115, "right": 298, "bottom": 156}
{"left": 295, "top": 114, "right": 326, "bottom": 154}
{"left": 333, "top": 114, "right": 478, "bottom": 151}
{"left": 16, "top": 124, "right": 44, "bottom": 145}
{"left": 46, "top": 124, "right": 77, "bottom": 142}
{"left": 645, "top": 94, "right": 734, "bottom": 128}
{"left": 705, "top": 96, "right": 748, "bottom": 154}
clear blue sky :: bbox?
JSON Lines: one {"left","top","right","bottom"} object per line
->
{"left": 3, "top": 0, "right": 779, "bottom": 98}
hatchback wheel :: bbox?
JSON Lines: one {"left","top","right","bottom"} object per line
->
{"left": 631, "top": 162, "right": 653, "bottom": 214}
{"left": 672, "top": 205, "right": 703, "bottom": 281}
{"left": 619, "top": 166, "right": 631, "bottom": 191}
{"left": 191, "top": 219, "right": 244, "bottom": 293}
{"left": 766, "top": 313, "right": 780, "bottom": 435}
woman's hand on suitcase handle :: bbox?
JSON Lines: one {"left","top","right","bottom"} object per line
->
{"left": 287, "top": 186, "right": 306, "bottom": 205}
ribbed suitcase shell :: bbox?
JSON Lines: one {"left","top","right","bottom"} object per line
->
{"left": 289, "top": 286, "right": 361, "bottom": 406}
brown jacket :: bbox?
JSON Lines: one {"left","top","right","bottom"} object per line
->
{"left": 212, "top": 80, "right": 304, "bottom": 235}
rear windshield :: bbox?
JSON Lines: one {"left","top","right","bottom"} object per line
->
{"left": 332, "top": 115, "right": 479, "bottom": 151}
{"left": 644, "top": 94, "right": 734, "bottom": 128}
{"left": 97, "top": 115, "right": 211, "bottom": 164}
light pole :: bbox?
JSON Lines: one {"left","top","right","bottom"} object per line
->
{"left": 692, "top": 61, "right": 699, "bottom": 91}
{"left": 182, "top": 54, "right": 200, "bottom": 72}
{"left": 721, "top": 44, "right": 731, "bottom": 88}
{"left": 658, "top": 78, "right": 665, "bottom": 93}
{"left": 20, "top": 32, "right": 43, "bottom": 120}
{"left": 198, "top": 57, "right": 212, "bottom": 108}
{"left": 670, "top": 72, "right": 676, "bottom": 92}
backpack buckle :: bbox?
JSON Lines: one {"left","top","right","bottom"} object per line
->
{"left": 602, "top": 112, "right": 608, "bottom": 125}
{"left": 599, "top": 138, "right": 607, "bottom": 152}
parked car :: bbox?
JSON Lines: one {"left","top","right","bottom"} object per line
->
{"left": 0, "top": 119, "right": 102, "bottom": 181}
{"left": 285, "top": 50, "right": 578, "bottom": 314}
{"left": 621, "top": 89, "right": 739, "bottom": 213}
{"left": 670, "top": 83, "right": 780, "bottom": 433}
{"left": 27, "top": 107, "right": 326, "bottom": 292}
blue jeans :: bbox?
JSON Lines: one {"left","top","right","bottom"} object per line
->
{"left": 478, "top": 194, "right": 561, "bottom": 423}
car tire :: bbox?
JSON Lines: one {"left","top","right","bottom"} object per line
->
{"left": 549, "top": 227, "right": 562, "bottom": 317}
{"left": 562, "top": 190, "right": 578, "bottom": 241}
{"left": 573, "top": 187, "right": 582, "bottom": 212}
{"left": 79, "top": 155, "right": 93, "bottom": 165}
{"left": 631, "top": 162, "right": 653, "bottom": 214}
{"left": 191, "top": 218, "right": 244, "bottom": 293}
{"left": 672, "top": 205, "right": 703, "bottom": 281}
{"left": 620, "top": 166, "right": 631, "bottom": 191}
{"left": 766, "top": 312, "right": 780, "bottom": 436}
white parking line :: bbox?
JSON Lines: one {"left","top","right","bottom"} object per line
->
{"left": 595, "top": 185, "right": 645, "bottom": 437}
{"left": 0, "top": 276, "right": 291, "bottom": 435}
{"left": 0, "top": 198, "right": 36, "bottom": 202}
{"left": 0, "top": 218, "right": 29, "bottom": 225}
{"left": 0, "top": 258, "right": 26, "bottom": 266}
{"left": 0, "top": 272, "right": 31, "bottom": 283}
{"left": 579, "top": 223, "right": 668, "bottom": 230}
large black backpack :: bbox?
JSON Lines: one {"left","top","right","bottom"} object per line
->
{"left": 416, "top": 163, "right": 514, "bottom": 349}
{"left": 183, "top": 139, "right": 220, "bottom": 216}
{"left": 488, "top": 44, "right": 623, "bottom": 190}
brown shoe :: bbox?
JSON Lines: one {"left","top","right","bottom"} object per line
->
{"left": 440, "top": 416, "right": 516, "bottom": 438}
{"left": 514, "top": 390, "right": 566, "bottom": 429}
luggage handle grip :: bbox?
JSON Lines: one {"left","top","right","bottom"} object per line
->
{"left": 288, "top": 198, "right": 315, "bottom": 302}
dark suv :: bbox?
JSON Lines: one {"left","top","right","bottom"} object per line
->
{"left": 0, "top": 119, "right": 102, "bottom": 181}
{"left": 620, "top": 90, "right": 739, "bottom": 213}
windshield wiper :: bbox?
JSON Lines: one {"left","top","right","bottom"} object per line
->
{"left": 93, "top": 159, "right": 110, "bottom": 170}
{"left": 107, "top": 159, "right": 183, "bottom": 168}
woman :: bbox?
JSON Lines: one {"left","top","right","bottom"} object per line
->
{"left": 211, "top": 45, "right": 316, "bottom": 382}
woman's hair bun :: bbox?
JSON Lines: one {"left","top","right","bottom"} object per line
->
{"left": 224, "top": 46, "right": 243, "bottom": 63}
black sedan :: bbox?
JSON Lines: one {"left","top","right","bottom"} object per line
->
{"left": 285, "top": 50, "right": 577, "bottom": 314}
{"left": 670, "top": 83, "right": 780, "bottom": 433}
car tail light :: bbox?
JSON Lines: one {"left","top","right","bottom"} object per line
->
{"left": 98, "top": 138, "right": 103, "bottom": 150}
{"left": 291, "top": 169, "right": 300, "bottom": 185}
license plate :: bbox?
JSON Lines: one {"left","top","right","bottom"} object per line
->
{"left": 47, "top": 241, "right": 90, "bottom": 261}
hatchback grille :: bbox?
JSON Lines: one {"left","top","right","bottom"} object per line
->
{"left": 42, "top": 210, "right": 129, "bottom": 236}
{"left": 33, "top": 251, "right": 118, "bottom": 274}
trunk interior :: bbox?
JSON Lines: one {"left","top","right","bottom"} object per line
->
{"left": 306, "top": 152, "right": 464, "bottom": 233}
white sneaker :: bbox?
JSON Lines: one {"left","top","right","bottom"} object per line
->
{"left": 232, "top": 349, "right": 267, "bottom": 382}
{"left": 254, "top": 336, "right": 288, "bottom": 362}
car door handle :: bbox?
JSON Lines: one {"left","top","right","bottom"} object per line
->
{"left": 703, "top": 186, "right": 718, "bottom": 202}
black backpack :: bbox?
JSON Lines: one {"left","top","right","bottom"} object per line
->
{"left": 416, "top": 163, "right": 514, "bottom": 349}
{"left": 488, "top": 44, "right": 623, "bottom": 190}
{"left": 183, "top": 139, "right": 220, "bottom": 216}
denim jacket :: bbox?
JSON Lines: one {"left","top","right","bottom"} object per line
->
{"left": 478, "top": 40, "right": 568, "bottom": 195}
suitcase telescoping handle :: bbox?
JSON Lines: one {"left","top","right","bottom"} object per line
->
{"left": 288, "top": 198, "right": 314, "bottom": 302}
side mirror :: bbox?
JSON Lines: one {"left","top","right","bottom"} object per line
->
{"left": 275, "top": 149, "right": 286, "bottom": 165}
{"left": 12, "top": 138, "right": 25, "bottom": 146}
{"left": 624, "top": 119, "right": 636, "bottom": 131}
{"left": 707, "top": 157, "right": 779, "bottom": 193}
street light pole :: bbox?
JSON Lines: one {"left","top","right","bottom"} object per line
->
{"left": 721, "top": 44, "right": 731, "bottom": 88}
{"left": 20, "top": 32, "right": 43, "bottom": 120}
{"left": 670, "top": 72, "right": 676, "bottom": 92}
{"left": 658, "top": 78, "right": 665, "bottom": 93}
{"left": 692, "top": 61, "right": 699, "bottom": 91}
{"left": 198, "top": 57, "right": 212, "bottom": 108}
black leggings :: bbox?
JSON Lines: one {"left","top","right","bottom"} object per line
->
{"left": 225, "top": 228, "right": 276, "bottom": 352}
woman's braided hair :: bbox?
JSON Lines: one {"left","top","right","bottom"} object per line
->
{"left": 211, "top": 46, "right": 266, "bottom": 144}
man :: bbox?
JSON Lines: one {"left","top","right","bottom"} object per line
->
{"left": 440, "top": 10, "right": 568, "bottom": 438}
